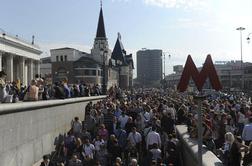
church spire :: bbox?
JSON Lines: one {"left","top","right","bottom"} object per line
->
{"left": 96, "top": 1, "right": 106, "bottom": 38}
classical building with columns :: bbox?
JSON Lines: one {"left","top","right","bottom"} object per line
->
{"left": 0, "top": 32, "right": 42, "bottom": 85}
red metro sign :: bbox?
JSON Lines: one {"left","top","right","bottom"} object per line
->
{"left": 177, "top": 54, "right": 222, "bottom": 92}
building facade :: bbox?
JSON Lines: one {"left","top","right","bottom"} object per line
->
{"left": 137, "top": 49, "right": 162, "bottom": 86}
{"left": 50, "top": 5, "right": 133, "bottom": 89}
{"left": 111, "top": 33, "right": 134, "bottom": 89}
{"left": 51, "top": 48, "right": 103, "bottom": 84}
{"left": 165, "top": 61, "right": 252, "bottom": 92}
{"left": 0, "top": 32, "right": 42, "bottom": 85}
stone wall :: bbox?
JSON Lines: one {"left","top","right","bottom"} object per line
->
{"left": 0, "top": 96, "right": 106, "bottom": 166}
{"left": 176, "top": 125, "right": 223, "bottom": 166}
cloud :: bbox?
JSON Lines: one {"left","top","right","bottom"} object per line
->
{"left": 143, "top": 0, "right": 209, "bottom": 9}
{"left": 111, "top": 0, "right": 130, "bottom": 2}
{"left": 111, "top": 0, "right": 209, "bottom": 9}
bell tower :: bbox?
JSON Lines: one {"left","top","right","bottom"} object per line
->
{"left": 91, "top": 1, "right": 111, "bottom": 64}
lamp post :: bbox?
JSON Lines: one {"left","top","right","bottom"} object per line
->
{"left": 162, "top": 52, "right": 171, "bottom": 79}
{"left": 247, "top": 33, "right": 252, "bottom": 43}
{"left": 100, "top": 48, "right": 108, "bottom": 95}
{"left": 236, "top": 27, "right": 245, "bottom": 90}
{"left": 163, "top": 52, "right": 165, "bottom": 79}
{"left": 194, "top": 94, "right": 207, "bottom": 166}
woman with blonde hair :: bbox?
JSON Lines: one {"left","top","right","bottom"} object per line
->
{"left": 223, "top": 132, "right": 248, "bottom": 166}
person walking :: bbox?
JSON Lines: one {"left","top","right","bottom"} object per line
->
{"left": 242, "top": 117, "right": 252, "bottom": 146}
{"left": 146, "top": 126, "right": 161, "bottom": 150}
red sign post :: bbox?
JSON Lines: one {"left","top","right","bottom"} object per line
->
{"left": 177, "top": 54, "right": 222, "bottom": 166}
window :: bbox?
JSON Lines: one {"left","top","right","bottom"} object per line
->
{"left": 60, "top": 56, "right": 63, "bottom": 62}
{"left": 83, "top": 70, "right": 97, "bottom": 76}
{"left": 56, "top": 56, "right": 59, "bottom": 62}
{"left": 84, "top": 70, "right": 89, "bottom": 75}
{"left": 64, "top": 55, "right": 67, "bottom": 61}
{"left": 92, "top": 70, "right": 96, "bottom": 76}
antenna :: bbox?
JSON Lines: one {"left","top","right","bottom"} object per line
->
{"left": 32, "top": 35, "right": 35, "bottom": 45}
{"left": 100, "top": 0, "right": 102, "bottom": 8}
{"left": 118, "top": 32, "right": 121, "bottom": 40}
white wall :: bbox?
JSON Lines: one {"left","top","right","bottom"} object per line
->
{"left": 0, "top": 96, "right": 106, "bottom": 166}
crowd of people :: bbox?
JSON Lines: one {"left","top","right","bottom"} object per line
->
{"left": 39, "top": 87, "right": 252, "bottom": 166}
{"left": 0, "top": 71, "right": 102, "bottom": 103}
{"left": 2, "top": 70, "right": 252, "bottom": 166}
{"left": 40, "top": 88, "right": 181, "bottom": 166}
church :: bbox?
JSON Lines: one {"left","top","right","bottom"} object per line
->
{"left": 51, "top": 4, "right": 134, "bottom": 90}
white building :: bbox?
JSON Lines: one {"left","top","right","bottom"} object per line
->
{"left": 0, "top": 32, "right": 42, "bottom": 85}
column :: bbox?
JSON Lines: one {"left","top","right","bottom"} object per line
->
{"left": 35, "top": 60, "right": 40, "bottom": 76}
{"left": 19, "top": 57, "right": 25, "bottom": 84}
{"left": 28, "top": 59, "right": 34, "bottom": 83}
{"left": 6, "top": 54, "right": 13, "bottom": 82}
{"left": 0, "top": 52, "right": 2, "bottom": 71}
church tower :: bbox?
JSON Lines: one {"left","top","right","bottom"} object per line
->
{"left": 91, "top": 2, "right": 111, "bottom": 64}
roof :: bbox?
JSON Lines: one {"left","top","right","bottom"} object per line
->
{"left": 111, "top": 33, "right": 128, "bottom": 65}
{"left": 40, "top": 56, "right": 51, "bottom": 63}
{"left": 125, "top": 54, "right": 134, "bottom": 69}
{"left": 74, "top": 56, "right": 102, "bottom": 68}
{"left": 96, "top": 7, "right": 106, "bottom": 38}
{"left": 50, "top": 47, "right": 89, "bottom": 55}
{"left": 51, "top": 47, "right": 75, "bottom": 51}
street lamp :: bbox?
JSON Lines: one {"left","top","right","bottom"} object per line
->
{"left": 236, "top": 27, "right": 245, "bottom": 90}
{"left": 162, "top": 52, "right": 171, "bottom": 79}
{"left": 100, "top": 48, "right": 108, "bottom": 95}
{"left": 247, "top": 33, "right": 252, "bottom": 43}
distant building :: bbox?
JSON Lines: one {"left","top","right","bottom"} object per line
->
{"left": 50, "top": 5, "right": 134, "bottom": 89}
{"left": 40, "top": 56, "right": 52, "bottom": 83}
{"left": 137, "top": 49, "right": 162, "bottom": 86}
{"left": 40, "top": 57, "right": 51, "bottom": 76}
{"left": 0, "top": 32, "right": 42, "bottom": 85}
{"left": 51, "top": 47, "right": 103, "bottom": 84}
{"left": 111, "top": 33, "right": 134, "bottom": 89}
{"left": 165, "top": 60, "right": 252, "bottom": 92}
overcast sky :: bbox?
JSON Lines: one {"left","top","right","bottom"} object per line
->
{"left": 1, "top": 0, "right": 252, "bottom": 75}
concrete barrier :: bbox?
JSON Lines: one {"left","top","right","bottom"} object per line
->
{"left": 0, "top": 96, "right": 106, "bottom": 166}
{"left": 176, "top": 125, "right": 223, "bottom": 166}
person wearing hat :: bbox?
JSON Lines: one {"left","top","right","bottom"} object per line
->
{"left": 0, "top": 71, "right": 7, "bottom": 102}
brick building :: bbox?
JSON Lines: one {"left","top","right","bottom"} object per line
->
{"left": 51, "top": 5, "right": 134, "bottom": 89}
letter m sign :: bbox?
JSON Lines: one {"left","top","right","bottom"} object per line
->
{"left": 177, "top": 54, "right": 222, "bottom": 92}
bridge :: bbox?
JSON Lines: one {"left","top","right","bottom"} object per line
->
{"left": 0, "top": 96, "right": 222, "bottom": 166}
{"left": 0, "top": 96, "right": 104, "bottom": 166}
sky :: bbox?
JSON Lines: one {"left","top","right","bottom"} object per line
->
{"left": 1, "top": 0, "right": 252, "bottom": 76}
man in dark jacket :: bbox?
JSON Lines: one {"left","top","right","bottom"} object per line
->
{"left": 40, "top": 155, "right": 54, "bottom": 166}
{"left": 161, "top": 112, "right": 175, "bottom": 135}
